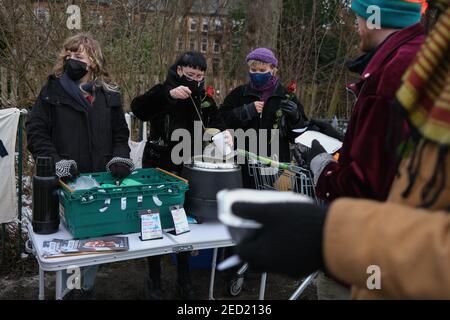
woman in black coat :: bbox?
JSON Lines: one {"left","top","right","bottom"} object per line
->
{"left": 220, "top": 48, "right": 307, "bottom": 188}
{"left": 26, "top": 33, "right": 133, "bottom": 298}
{"left": 132, "top": 52, "right": 227, "bottom": 173}
{"left": 131, "top": 51, "right": 229, "bottom": 300}
{"left": 26, "top": 33, "right": 133, "bottom": 181}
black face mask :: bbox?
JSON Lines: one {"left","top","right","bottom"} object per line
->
{"left": 179, "top": 74, "right": 205, "bottom": 95}
{"left": 64, "top": 58, "right": 88, "bottom": 81}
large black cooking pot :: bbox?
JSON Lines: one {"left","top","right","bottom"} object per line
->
{"left": 182, "top": 159, "right": 243, "bottom": 222}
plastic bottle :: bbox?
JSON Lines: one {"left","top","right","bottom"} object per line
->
{"left": 32, "top": 157, "right": 60, "bottom": 234}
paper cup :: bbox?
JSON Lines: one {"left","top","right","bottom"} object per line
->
{"left": 212, "top": 131, "right": 232, "bottom": 156}
{"left": 217, "top": 189, "right": 314, "bottom": 244}
{"left": 217, "top": 190, "right": 262, "bottom": 244}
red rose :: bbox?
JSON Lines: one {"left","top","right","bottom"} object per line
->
{"left": 287, "top": 82, "right": 297, "bottom": 94}
{"left": 206, "top": 86, "right": 215, "bottom": 97}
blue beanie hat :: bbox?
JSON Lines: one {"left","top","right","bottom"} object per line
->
{"left": 351, "top": 0, "right": 422, "bottom": 29}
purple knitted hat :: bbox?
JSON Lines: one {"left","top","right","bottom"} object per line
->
{"left": 246, "top": 48, "right": 278, "bottom": 67}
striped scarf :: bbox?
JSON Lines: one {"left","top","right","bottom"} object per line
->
{"left": 396, "top": 0, "right": 450, "bottom": 145}
{"left": 396, "top": 0, "right": 450, "bottom": 208}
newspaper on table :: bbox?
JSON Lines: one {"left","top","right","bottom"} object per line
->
{"left": 42, "top": 236, "right": 129, "bottom": 258}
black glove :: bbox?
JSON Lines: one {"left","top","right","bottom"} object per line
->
{"left": 309, "top": 119, "right": 344, "bottom": 142}
{"left": 304, "top": 139, "right": 327, "bottom": 166}
{"left": 55, "top": 159, "right": 79, "bottom": 182}
{"left": 109, "top": 163, "right": 132, "bottom": 179}
{"left": 280, "top": 100, "right": 300, "bottom": 124}
{"left": 106, "top": 157, "right": 135, "bottom": 180}
{"left": 232, "top": 201, "right": 327, "bottom": 278}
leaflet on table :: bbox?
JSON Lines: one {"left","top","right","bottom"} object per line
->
{"left": 74, "top": 237, "right": 129, "bottom": 252}
{"left": 42, "top": 236, "right": 129, "bottom": 257}
{"left": 170, "top": 206, "right": 190, "bottom": 235}
{"left": 140, "top": 209, "right": 163, "bottom": 241}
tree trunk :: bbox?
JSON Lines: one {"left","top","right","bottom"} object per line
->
{"left": 236, "top": 0, "right": 282, "bottom": 83}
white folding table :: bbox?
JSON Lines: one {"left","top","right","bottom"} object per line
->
{"left": 26, "top": 221, "right": 235, "bottom": 300}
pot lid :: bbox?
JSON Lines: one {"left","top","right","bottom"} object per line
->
{"left": 192, "top": 161, "right": 239, "bottom": 170}
{"left": 189, "top": 156, "right": 240, "bottom": 170}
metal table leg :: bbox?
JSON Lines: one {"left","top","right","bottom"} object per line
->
{"left": 259, "top": 273, "right": 267, "bottom": 300}
{"left": 39, "top": 268, "right": 45, "bottom": 300}
{"left": 289, "top": 271, "right": 318, "bottom": 300}
{"left": 208, "top": 248, "right": 218, "bottom": 300}
{"left": 55, "top": 271, "right": 63, "bottom": 300}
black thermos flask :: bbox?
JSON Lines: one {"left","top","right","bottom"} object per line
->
{"left": 32, "top": 156, "right": 60, "bottom": 234}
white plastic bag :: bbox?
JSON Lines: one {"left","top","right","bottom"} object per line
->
{"left": 69, "top": 176, "right": 100, "bottom": 191}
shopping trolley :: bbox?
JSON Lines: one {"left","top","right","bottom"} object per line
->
{"left": 226, "top": 150, "right": 320, "bottom": 300}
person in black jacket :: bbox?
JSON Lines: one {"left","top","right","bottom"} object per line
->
{"left": 131, "top": 52, "right": 229, "bottom": 300}
{"left": 220, "top": 48, "right": 307, "bottom": 187}
{"left": 26, "top": 33, "right": 133, "bottom": 298}
{"left": 26, "top": 33, "right": 134, "bottom": 181}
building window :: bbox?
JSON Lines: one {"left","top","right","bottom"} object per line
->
{"left": 177, "top": 37, "right": 184, "bottom": 51}
{"left": 213, "top": 39, "right": 221, "bottom": 54}
{"left": 189, "top": 37, "right": 196, "bottom": 51}
{"left": 189, "top": 17, "right": 198, "bottom": 32}
{"left": 202, "top": 18, "right": 209, "bottom": 32}
{"left": 214, "top": 18, "right": 223, "bottom": 32}
{"left": 201, "top": 37, "right": 208, "bottom": 53}
{"left": 35, "top": 7, "right": 49, "bottom": 23}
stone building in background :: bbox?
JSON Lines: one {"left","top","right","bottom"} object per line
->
{"left": 30, "top": 0, "right": 243, "bottom": 102}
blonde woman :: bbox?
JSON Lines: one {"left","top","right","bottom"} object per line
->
{"left": 27, "top": 33, "right": 133, "bottom": 182}
{"left": 26, "top": 33, "right": 133, "bottom": 299}
{"left": 220, "top": 48, "right": 307, "bottom": 188}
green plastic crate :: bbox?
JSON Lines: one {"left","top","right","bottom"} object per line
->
{"left": 59, "top": 168, "right": 189, "bottom": 239}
